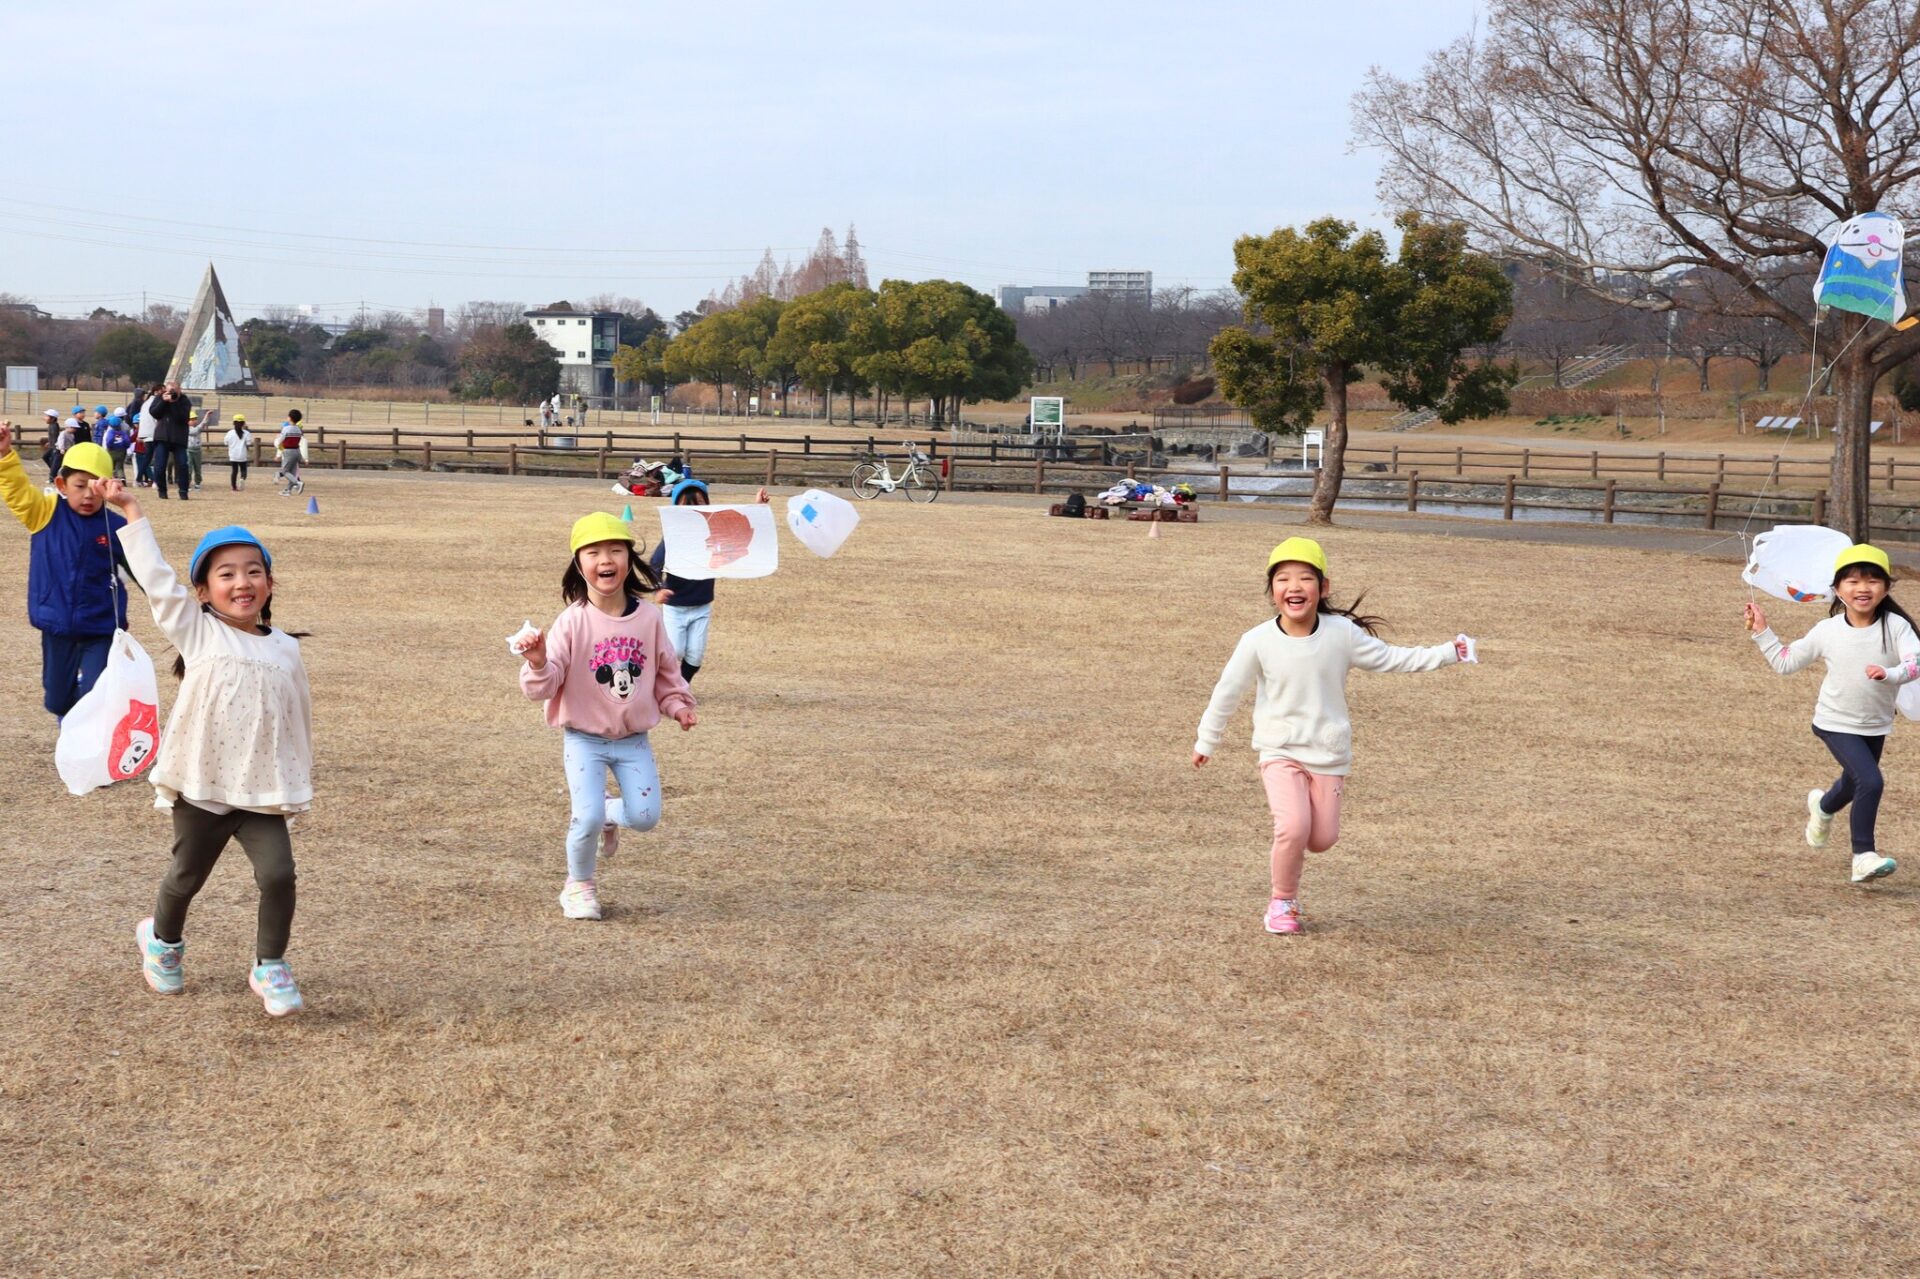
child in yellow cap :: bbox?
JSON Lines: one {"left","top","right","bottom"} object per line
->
{"left": 514, "top": 512, "right": 698, "bottom": 920}
{"left": 0, "top": 424, "right": 137, "bottom": 717}
{"left": 1746, "top": 543, "right": 1920, "bottom": 884}
{"left": 1193, "top": 537, "right": 1475, "bottom": 934}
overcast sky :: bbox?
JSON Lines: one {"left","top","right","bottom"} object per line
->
{"left": 10, "top": 0, "right": 1482, "bottom": 323}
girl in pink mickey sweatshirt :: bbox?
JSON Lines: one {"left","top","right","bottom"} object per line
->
{"left": 518, "top": 512, "right": 696, "bottom": 920}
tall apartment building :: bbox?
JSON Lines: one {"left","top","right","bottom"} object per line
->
{"left": 1087, "top": 270, "right": 1153, "bottom": 303}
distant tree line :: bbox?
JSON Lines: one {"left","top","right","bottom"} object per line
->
{"left": 615, "top": 278, "right": 1033, "bottom": 425}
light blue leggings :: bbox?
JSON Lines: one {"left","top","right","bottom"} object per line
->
{"left": 562, "top": 729, "right": 662, "bottom": 882}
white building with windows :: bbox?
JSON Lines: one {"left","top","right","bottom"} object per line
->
{"left": 1087, "top": 270, "right": 1153, "bottom": 303}
{"left": 524, "top": 304, "right": 622, "bottom": 401}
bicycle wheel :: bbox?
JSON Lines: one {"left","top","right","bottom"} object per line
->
{"left": 905, "top": 466, "right": 939, "bottom": 503}
{"left": 850, "top": 463, "right": 882, "bottom": 500}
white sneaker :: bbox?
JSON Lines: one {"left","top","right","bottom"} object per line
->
{"left": 601, "top": 821, "right": 620, "bottom": 860}
{"left": 1806, "top": 789, "right": 1834, "bottom": 848}
{"left": 559, "top": 878, "right": 603, "bottom": 920}
{"left": 1852, "top": 852, "right": 1897, "bottom": 883}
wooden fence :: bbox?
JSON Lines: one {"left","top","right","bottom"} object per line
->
{"left": 246, "top": 432, "right": 1920, "bottom": 544}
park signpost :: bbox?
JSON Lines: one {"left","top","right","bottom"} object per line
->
{"left": 1030, "top": 396, "right": 1064, "bottom": 442}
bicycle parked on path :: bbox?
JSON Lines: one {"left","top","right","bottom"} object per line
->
{"left": 849, "top": 441, "right": 940, "bottom": 503}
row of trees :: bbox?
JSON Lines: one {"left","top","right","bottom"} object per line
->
{"left": 0, "top": 298, "right": 179, "bottom": 388}
{"left": 612, "top": 279, "right": 1032, "bottom": 425}
{"left": 1012, "top": 289, "right": 1243, "bottom": 381}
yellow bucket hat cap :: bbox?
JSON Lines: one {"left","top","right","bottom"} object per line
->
{"left": 1835, "top": 543, "right": 1893, "bottom": 576}
{"left": 570, "top": 511, "right": 637, "bottom": 555}
{"left": 59, "top": 442, "right": 113, "bottom": 479}
{"left": 1266, "top": 536, "right": 1329, "bottom": 576}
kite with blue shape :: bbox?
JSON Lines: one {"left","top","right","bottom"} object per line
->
{"left": 1814, "top": 213, "right": 1908, "bottom": 323}
{"left": 785, "top": 488, "right": 860, "bottom": 558}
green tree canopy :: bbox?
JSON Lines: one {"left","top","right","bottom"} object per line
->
{"left": 611, "top": 331, "right": 674, "bottom": 396}
{"left": 89, "top": 325, "right": 173, "bottom": 386}
{"left": 769, "top": 283, "right": 877, "bottom": 424}
{"left": 663, "top": 308, "right": 772, "bottom": 410}
{"left": 1210, "top": 214, "right": 1513, "bottom": 522}
{"left": 456, "top": 323, "right": 560, "bottom": 402}
{"left": 860, "top": 280, "right": 1033, "bottom": 424}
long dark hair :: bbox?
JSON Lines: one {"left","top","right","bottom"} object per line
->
{"left": 1266, "top": 563, "right": 1386, "bottom": 636}
{"left": 1828, "top": 563, "right": 1917, "bottom": 647}
{"left": 562, "top": 542, "right": 660, "bottom": 605}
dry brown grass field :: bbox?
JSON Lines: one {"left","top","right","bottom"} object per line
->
{"left": 4, "top": 473, "right": 1919, "bottom": 1276}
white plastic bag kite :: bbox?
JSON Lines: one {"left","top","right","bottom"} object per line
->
{"left": 658, "top": 503, "right": 779, "bottom": 580}
{"left": 1815, "top": 213, "right": 1908, "bottom": 324}
{"left": 785, "top": 488, "right": 860, "bottom": 558}
{"left": 55, "top": 630, "right": 161, "bottom": 796}
{"left": 1743, "top": 524, "right": 1853, "bottom": 604}
{"left": 1899, "top": 682, "right": 1920, "bottom": 722}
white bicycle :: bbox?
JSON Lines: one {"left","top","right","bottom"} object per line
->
{"left": 850, "top": 442, "right": 940, "bottom": 503}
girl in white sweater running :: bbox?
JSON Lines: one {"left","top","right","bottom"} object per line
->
{"left": 104, "top": 481, "right": 315, "bottom": 1016}
{"left": 1194, "top": 537, "right": 1473, "bottom": 934}
{"left": 1746, "top": 542, "right": 1920, "bottom": 884}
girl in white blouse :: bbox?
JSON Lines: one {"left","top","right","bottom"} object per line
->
{"left": 105, "top": 481, "right": 314, "bottom": 1017}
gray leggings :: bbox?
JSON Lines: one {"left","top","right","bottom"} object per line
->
{"left": 154, "top": 802, "right": 297, "bottom": 960}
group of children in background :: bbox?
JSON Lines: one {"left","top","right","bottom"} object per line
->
{"left": 5, "top": 396, "right": 1916, "bottom": 1011}
{"left": 36, "top": 393, "right": 306, "bottom": 497}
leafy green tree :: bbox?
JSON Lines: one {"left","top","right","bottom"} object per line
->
{"left": 456, "top": 322, "right": 560, "bottom": 401}
{"left": 860, "top": 280, "right": 1033, "bottom": 424}
{"left": 769, "top": 283, "right": 877, "bottom": 423}
{"left": 612, "top": 332, "right": 674, "bottom": 398}
{"left": 663, "top": 308, "right": 771, "bottom": 412}
{"left": 330, "top": 328, "right": 391, "bottom": 355}
{"left": 89, "top": 325, "right": 173, "bottom": 385}
{"left": 741, "top": 295, "right": 796, "bottom": 413}
{"left": 1210, "top": 214, "right": 1513, "bottom": 522}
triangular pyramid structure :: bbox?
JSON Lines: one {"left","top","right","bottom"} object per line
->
{"left": 166, "top": 264, "right": 256, "bottom": 390}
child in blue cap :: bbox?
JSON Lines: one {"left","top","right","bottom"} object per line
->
{"left": 104, "top": 481, "right": 316, "bottom": 1018}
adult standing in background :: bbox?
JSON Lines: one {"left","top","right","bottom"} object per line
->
{"left": 147, "top": 382, "right": 194, "bottom": 501}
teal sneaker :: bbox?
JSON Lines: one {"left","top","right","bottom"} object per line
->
{"left": 136, "top": 917, "right": 183, "bottom": 994}
{"left": 248, "top": 960, "right": 304, "bottom": 1017}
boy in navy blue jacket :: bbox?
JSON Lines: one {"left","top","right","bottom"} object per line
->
{"left": 0, "top": 423, "right": 136, "bottom": 717}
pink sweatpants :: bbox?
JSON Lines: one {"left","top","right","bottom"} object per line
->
{"left": 1260, "top": 759, "right": 1345, "bottom": 899}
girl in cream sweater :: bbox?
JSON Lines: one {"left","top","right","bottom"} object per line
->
{"left": 105, "top": 482, "right": 314, "bottom": 1016}
{"left": 1194, "top": 537, "right": 1474, "bottom": 935}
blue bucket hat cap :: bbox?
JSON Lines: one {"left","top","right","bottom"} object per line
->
{"left": 107, "top": 413, "right": 123, "bottom": 425}
{"left": 94, "top": 404, "right": 109, "bottom": 414}
{"left": 669, "top": 478, "right": 710, "bottom": 503}
{"left": 71, "top": 406, "right": 85, "bottom": 415}
{"left": 189, "top": 526, "right": 272, "bottom": 582}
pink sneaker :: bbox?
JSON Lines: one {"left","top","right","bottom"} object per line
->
{"left": 1264, "top": 898, "right": 1304, "bottom": 935}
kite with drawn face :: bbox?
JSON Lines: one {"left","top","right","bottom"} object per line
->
{"left": 1815, "top": 213, "right": 1908, "bottom": 323}
{"left": 698, "top": 508, "right": 756, "bottom": 569}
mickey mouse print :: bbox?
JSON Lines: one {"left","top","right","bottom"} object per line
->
{"left": 591, "top": 634, "right": 648, "bottom": 702}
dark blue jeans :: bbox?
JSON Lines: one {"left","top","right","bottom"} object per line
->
{"left": 149, "top": 441, "right": 191, "bottom": 498}
{"left": 1813, "top": 726, "right": 1887, "bottom": 854}
{"left": 41, "top": 631, "right": 111, "bottom": 717}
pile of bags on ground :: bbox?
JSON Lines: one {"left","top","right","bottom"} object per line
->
{"left": 1096, "top": 481, "right": 1196, "bottom": 507}
{"left": 611, "top": 457, "right": 692, "bottom": 497}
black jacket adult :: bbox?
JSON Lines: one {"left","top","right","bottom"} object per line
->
{"left": 149, "top": 392, "right": 193, "bottom": 448}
